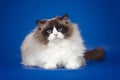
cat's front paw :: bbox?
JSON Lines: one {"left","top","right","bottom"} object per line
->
{"left": 43, "top": 63, "right": 57, "bottom": 69}
{"left": 65, "top": 61, "right": 81, "bottom": 69}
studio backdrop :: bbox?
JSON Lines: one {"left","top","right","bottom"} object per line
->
{"left": 0, "top": 0, "right": 120, "bottom": 80}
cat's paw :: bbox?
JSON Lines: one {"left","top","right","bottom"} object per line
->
{"left": 65, "top": 61, "right": 81, "bottom": 69}
{"left": 43, "top": 63, "right": 57, "bottom": 69}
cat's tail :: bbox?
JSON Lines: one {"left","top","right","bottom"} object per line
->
{"left": 84, "top": 48, "right": 105, "bottom": 60}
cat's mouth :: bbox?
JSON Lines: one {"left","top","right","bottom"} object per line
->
{"left": 54, "top": 36, "right": 64, "bottom": 40}
{"left": 53, "top": 37, "right": 63, "bottom": 41}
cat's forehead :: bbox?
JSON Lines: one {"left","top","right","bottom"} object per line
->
{"left": 46, "top": 17, "right": 69, "bottom": 26}
{"left": 48, "top": 19, "right": 59, "bottom": 26}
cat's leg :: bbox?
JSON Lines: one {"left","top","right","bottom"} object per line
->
{"left": 22, "top": 59, "right": 37, "bottom": 67}
{"left": 64, "top": 57, "right": 85, "bottom": 69}
{"left": 65, "top": 60, "right": 80, "bottom": 69}
{"left": 42, "top": 61, "right": 57, "bottom": 69}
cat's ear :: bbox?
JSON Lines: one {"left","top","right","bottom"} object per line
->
{"left": 36, "top": 20, "right": 46, "bottom": 26}
{"left": 57, "top": 14, "right": 70, "bottom": 24}
{"left": 57, "top": 14, "right": 68, "bottom": 20}
{"left": 62, "top": 14, "right": 68, "bottom": 20}
{"left": 36, "top": 20, "right": 46, "bottom": 30}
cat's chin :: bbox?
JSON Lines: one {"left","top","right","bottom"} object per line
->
{"left": 49, "top": 37, "right": 64, "bottom": 42}
{"left": 49, "top": 39, "right": 62, "bottom": 43}
{"left": 54, "top": 37, "right": 63, "bottom": 40}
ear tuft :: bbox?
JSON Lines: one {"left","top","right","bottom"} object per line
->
{"left": 63, "top": 14, "right": 68, "bottom": 19}
{"left": 36, "top": 20, "right": 41, "bottom": 25}
{"left": 36, "top": 20, "right": 46, "bottom": 27}
{"left": 57, "top": 14, "right": 69, "bottom": 20}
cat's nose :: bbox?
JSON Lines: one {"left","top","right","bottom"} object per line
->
{"left": 54, "top": 33, "right": 58, "bottom": 36}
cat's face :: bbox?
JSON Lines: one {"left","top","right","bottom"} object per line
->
{"left": 34, "top": 14, "right": 73, "bottom": 44}
{"left": 44, "top": 25, "right": 65, "bottom": 41}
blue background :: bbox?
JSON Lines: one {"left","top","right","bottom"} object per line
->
{"left": 0, "top": 0, "right": 120, "bottom": 80}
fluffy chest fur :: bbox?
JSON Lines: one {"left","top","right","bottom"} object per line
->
{"left": 42, "top": 39, "right": 81, "bottom": 61}
{"left": 39, "top": 40, "right": 77, "bottom": 64}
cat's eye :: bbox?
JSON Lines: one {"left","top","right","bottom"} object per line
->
{"left": 47, "top": 30, "right": 52, "bottom": 34}
{"left": 58, "top": 27, "right": 63, "bottom": 32}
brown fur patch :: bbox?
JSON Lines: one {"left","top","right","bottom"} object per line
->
{"left": 84, "top": 48, "right": 105, "bottom": 60}
{"left": 33, "top": 22, "right": 49, "bottom": 44}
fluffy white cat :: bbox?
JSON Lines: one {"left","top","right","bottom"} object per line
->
{"left": 21, "top": 14, "right": 86, "bottom": 69}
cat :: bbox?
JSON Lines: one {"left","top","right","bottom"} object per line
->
{"left": 21, "top": 14, "right": 104, "bottom": 69}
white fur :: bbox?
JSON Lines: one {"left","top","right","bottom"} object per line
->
{"left": 21, "top": 24, "right": 86, "bottom": 69}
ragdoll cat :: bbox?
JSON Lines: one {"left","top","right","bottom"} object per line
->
{"left": 21, "top": 14, "right": 86, "bottom": 69}
{"left": 21, "top": 14, "right": 105, "bottom": 69}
